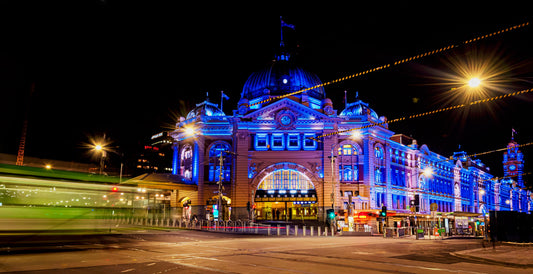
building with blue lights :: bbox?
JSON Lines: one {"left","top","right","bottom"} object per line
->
{"left": 169, "top": 35, "right": 531, "bottom": 225}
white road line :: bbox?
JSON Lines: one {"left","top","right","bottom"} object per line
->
{"left": 146, "top": 262, "right": 156, "bottom": 266}
{"left": 121, "top": 268, "right": 135, "bottom": 273}
{"left": 165, "top": 261, "right": 233, "bottom": 273}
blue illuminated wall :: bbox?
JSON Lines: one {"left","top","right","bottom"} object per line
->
{"left": 172, "top": 146, "right": 179, "bottom": 175}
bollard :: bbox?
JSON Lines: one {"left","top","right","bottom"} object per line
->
{"left": 277, "top": 225, "right": 280, "bottom": 236}
{"left": 310, "top": 226, "right": 314, "bottom": 236}
{"left": 255, "top": 224, "right": 259, "bottom": 234}
{"left": 325, "top": 226, "right": 328, "bottom": 236}
{"left": 318, "top": 226, "right": 321, "bottom": 236}
{"left": 295, "top": 225, "right": 298, "bottom": 237}
{"left": 267, "top": 225, "right": 271, "bottom": 236}
{"left": 303, "top": 226, "right": 306, "bottom": 236}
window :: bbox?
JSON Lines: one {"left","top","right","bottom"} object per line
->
{"left": 374, "top": 146, "right": 384, "bottom": 159}
{"left": 375, "top": 167, "right": 384, "bottom": 184}
{"left": 287, "top": 134, "right": 300, "bottom": 150}
{"left": 343, "top": 165, "right": 353, "bottom": 181}
{"left": 271, "top": 134, "right": 284, "bottom": 150}
{"left": 258, "top": 168, "right": 314, "bottom": 190}
{"left": 303, "top": 133, "right": 317, "bottom": 150}
{"left": 343, "top": 144, "right": 353, "bottom": 155}
{"left": 208, "top": 143, "right": 231, "bottom": 182}
{"left": 255, "top": 134, "right": 269, "bottom": 151}
{"left": 180, "top": 145, "right": 193, "bottom": 179}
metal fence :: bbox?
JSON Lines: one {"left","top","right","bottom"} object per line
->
{"left": 112, "top": 217, "right": 337, "bottom": 236}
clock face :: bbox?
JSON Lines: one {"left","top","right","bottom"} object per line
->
{"left": 509, "top": 164, "right": 516, "bottom": 171}
{"left": 280, "top": 115, "right": 292, "bottom": 125}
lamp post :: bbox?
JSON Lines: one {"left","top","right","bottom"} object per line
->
{"left": 329, "top": 144, "right": 337, "bottom": 211}
{"left": 94, "top": 143, "right": 106, "bottom": 175}
{"left": 413, "top": 166, "right": 433, "bottom": 237}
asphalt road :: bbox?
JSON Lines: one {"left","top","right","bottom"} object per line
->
{"left": 0, "top": 229, "right": 530, "bottom": 273}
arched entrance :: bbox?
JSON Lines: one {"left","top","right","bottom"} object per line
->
{"left": 253, "top": 163, "right": 318, "bottom": 221}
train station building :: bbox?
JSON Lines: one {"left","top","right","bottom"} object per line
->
{"left": 167, "top": 37, "right": 532, "bottom": 226}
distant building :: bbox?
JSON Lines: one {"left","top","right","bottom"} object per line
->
{"left": 135, "top": 132, "right": 174, "bottom": 175}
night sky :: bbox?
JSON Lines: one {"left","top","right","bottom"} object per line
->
{"left": 1, "top": 4, "right": 532, "bottom": 179}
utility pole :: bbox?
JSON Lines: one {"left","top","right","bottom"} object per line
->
{"left": 217, "top": 151, "right": 224, "bottom": 221}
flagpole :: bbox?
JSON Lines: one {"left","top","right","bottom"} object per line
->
{"left": 345, "top": 90, "right": 348, "bottom": 108}
{"left": 221, "top": 91, "right": 224, "bottom": 112}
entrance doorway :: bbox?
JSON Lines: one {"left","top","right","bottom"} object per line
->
{"left": 255, "top": 201, "right": 318, "bottom": 221}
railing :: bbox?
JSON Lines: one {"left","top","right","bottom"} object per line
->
{"left": 111, "top": 217, "right": 338, "bottom": 236}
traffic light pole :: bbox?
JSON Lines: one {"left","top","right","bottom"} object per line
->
{"left": 218, "top": 152, "right": 224, "bottom": 221}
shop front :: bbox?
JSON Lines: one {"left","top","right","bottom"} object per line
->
{"left": 254, "top": 189, "right": 318, "bottom": 221}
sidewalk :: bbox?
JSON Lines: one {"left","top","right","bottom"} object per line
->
{"left": 450, "top": 243, "right": 533, "bottom": 267}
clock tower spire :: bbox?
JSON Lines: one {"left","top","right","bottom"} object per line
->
{"left": 503, "top": 133, "right": 524, "bottom": 187}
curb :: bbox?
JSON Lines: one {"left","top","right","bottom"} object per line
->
{"left": 449, "top": 250, "right": 533, "bottom": 268}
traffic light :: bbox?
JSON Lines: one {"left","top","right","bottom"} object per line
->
{"left": 326, "top": 209, "right": 335, "bottom": 221}
{"left": 381, "top": 205, "right": 387, "bottom": 217}
{"left": 412, "top": 194, "right": 420, "bottom": 212}
{"left": 111, "top": 186, "right": 119, "bottom": 192}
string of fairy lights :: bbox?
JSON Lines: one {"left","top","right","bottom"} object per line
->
{"left": 249, "top": 21, "right": 530, "bottom": 107}
{"left": 310, "top": 87, "right": 533, "bottom": 142}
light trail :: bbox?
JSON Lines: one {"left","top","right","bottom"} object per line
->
{"left": 250, "top": 21, "right": 530, "bottom": 107}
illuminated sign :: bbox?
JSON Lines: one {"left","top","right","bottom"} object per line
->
{"left": 151, "top": 132, "right": 164, "bottom": 139}
{"left": 254, "top": 189, "right": 317, "bottom": 202}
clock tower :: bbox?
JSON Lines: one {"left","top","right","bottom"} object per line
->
{"left": 503, "top": 135, "right": 524, "bottom": 188}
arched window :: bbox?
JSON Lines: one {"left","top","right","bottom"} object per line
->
{"left": 180, "top": 144, "right": 193, "bottom": 179}
{"left": 208, "top": 142, "right": 232, "bottom": 182}
{"left": 258, "top": 169, "right": 314, "bottom": 190}
{"left": 374, "top": 146, "right": 384, "bottom": 159}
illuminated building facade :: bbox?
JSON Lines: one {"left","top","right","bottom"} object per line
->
{"left": 169, "top": 43, "right": 531, "bottom": 222}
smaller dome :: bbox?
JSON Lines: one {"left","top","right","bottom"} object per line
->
{"left": 339, "top": 100, "right": 379, "bottom": 119}
{"left": 186, "top": 100, "right": 226, "bottom": 120}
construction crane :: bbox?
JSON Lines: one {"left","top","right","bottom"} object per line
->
{"left": 16, "top": 83, "right": 35, "bottom": 166}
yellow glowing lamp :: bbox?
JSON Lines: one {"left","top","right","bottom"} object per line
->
{"left": 468, "top": 77, "right": 481, "bottom": 88}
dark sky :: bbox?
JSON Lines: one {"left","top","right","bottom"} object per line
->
{"left": 1, "top": 4, "right": 532, "bottom": 178}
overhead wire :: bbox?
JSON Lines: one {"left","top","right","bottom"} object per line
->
{"left": 310, "top": 87, "right": 533, "bottom": 142}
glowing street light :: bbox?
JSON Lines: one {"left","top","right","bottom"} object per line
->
{"left": 94, "top": 144, "right": 103, "bottom": 151}
{"left": 91, "top": 139, "right": 107, "bottom": 175}
{"left": 182, "top": 124, "right": 199, "bottom": 138}
{"left": 468, "top": 77, "right": 482, "bottom": 88}
{"left": 423, "top": 166, "right": 433, "bottom": 178}
{"left": 350, "top": 130, "right": 362, "bottom": 140}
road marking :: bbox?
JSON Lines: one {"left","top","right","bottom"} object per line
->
{"left": 165, "top": 261, "right": 232, "bottom": 273}
{"left": 121, "top": 269, "right": 135, "bottom": 273}
{"left": 146, "top": 262, "right": 156, "bottom": 266}
{"left": 352, "top": 251, "right": 373, "bottom": 255}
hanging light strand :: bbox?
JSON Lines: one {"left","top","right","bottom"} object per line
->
{"left": 250, "top": 22, "right": 530, "bottom": 107}
{"left": 310, "top": 87, "right": 533, "bottom": 142}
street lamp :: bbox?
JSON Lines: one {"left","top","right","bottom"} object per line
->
{"left": 92, "top": 139, "right": 107, "bottom": 175}
{"left": 350, "top": 129, "right": 362, "bottom": 140}
{"left": 467, "top": 77, "right": 482, "bottom": 88}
